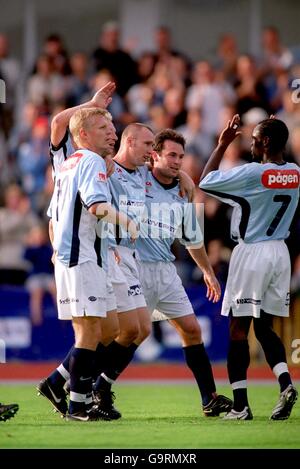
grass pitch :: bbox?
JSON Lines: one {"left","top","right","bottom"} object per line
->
{"left": 0, "top": 383, "right": 299, "bottom": 449}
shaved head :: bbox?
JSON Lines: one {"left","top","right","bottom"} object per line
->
{"left": 121, "top": 123, "right": 153, "bottom": 144}
{"left": 116, "top": 123, "right": 154, "bottom": 169}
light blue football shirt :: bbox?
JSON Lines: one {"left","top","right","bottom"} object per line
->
{"left": 137, "top": 172, "right": 203, "bottom": 262}
{"left": 108, "top": 162, "right": 147, "bottom": 249}
{"left": 49, "top": 131, "right": 112, "bottom": 270}
{"left": 199, "top": 162, "right": 300, "bottom": 243}
{"left": 51, "top": 148, "right": 109, "bottom": 267}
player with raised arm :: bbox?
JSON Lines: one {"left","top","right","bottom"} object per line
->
{"left": 42, "top": 108, "right": 137, "bottom": 421}
{"left": 199, "top": 115, "right": 299, "bottom": 420}
{"left": 37, "top": 84, "right": 131, "bottom": 420}
{"left": 49, "top": 81, "right": 116, "bottom": 174}
{"left": 39, "top": 122, "right": 152, "bottom": 421}
{"left": 38, "top": 87, "right": 194, "bottom": 419}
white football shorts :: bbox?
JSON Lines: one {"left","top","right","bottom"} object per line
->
{"left": 222, "top": 239, "right": 291, "bottom": 318}
{"left": 116, "top": 246, "right": 147, "bottom": 309}
{"left": 108, "top": 248, "right": 136, "bottom": 313}
{"left": 55, "top": 259, "right": 107, "bottom": 320}
{"left": 137, "top": 261, "right": 194, "bottom": 320}
{"left": 106, "top": 272, "right": 117, "bottom": 313}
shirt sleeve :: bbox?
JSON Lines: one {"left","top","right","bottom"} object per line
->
{"left": 50, "top": 129, "right": 69, "bottom": 152}
{"left": 50, "top": 131, "right": 74, "bottom": 177}
{"left": 79, "top": 157, "right": 109, "bottom": 209}
{"left": 177, "top": 202, "right": 204, "bottom": 248}
{"left": 47, "top": 194, "right": 54, "bottom": 219}
{"left": 199, "top": 164, "right": 250, "bottom": 197}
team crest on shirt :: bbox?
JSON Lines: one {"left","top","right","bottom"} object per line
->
{"left": 97, "top": 172, "right": 107, "bottom": 182}
{"left": 261, "top": 169, "right": 299, "bottom": 189}
{"left": 145, "top": 180, "right": 152, "bottom": 194}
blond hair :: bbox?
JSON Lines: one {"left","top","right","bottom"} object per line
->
{"left": 69, "top": 107, "right": 112, "bottom": 146}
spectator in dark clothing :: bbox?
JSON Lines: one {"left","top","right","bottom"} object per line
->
{"left": 234, "top": 55, "right": 270, "bottom": 117}
{"left": 92, "top": 21, "right": 137, "bottom": 97}
{"left": 43, "top": 33, "right": 71, "bottom": 76}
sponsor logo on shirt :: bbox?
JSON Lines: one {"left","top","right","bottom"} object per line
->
{"left": 261, "top": 169, "right": 299, "bottom": 189}
{"left": 97, "top": 172, "right": 107, "bottom": 182}
{"left": 141, "top": 217, "right": 176, "bottom": 233}
{"left": 285, "top": 292, "right": 290, "bottom": 306}
{"left": 119, "top": 199, "right": 144, "bottom": 207}
{"left": 236, "top": 298, "right": 261, "bottom": 305}
{"left": 59, "top": 297, "right": 79, "bottom": 304}
{"left": 88, "top": 296, "right": 104, "bottom": 302}
{"left": 128, "top": 284, "right": 142, "bottom": 296}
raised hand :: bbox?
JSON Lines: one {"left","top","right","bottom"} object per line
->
{"left": 218, "top": 114, "right": 242, "bottom": 147}
{"left": 91, "top": 81, "right": 116, "bottom": 109}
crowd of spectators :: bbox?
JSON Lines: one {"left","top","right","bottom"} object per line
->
{"left": 1, "top": 23, "right": 300, "bottom": 323}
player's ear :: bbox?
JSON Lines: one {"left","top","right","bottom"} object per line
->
{"left": 79, "top": 127, "right": 87, "bottom": 140}
{"left": 127, "top": 135, "right": 134, "bottom": 148}
{"left": 152, "top": 150, "right": 159, "bottom": 162}
{"left": 262, "top": 136, "right": 270, "bottom": 149}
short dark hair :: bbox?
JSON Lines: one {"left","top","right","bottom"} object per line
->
{"left": 257, "top": 118, "right": 289, "bottom": 153}
{"left": 154, "top": 129, "right": 186, "bottom": 153}
{"left": 46, "top": 34, "right": 62, "bottom": 43}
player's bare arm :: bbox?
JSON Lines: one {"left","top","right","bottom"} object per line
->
{"left": 89, "top": 202, "right": 139, "bottom": 242}
{"left": 51, "top": 81, "right": 116, "bottom": 147}
{"left": 187, "top": 246, "right": 221, "bottom": 303}
{"left": 200, "top": 114, "right": 241, "bottom": 181}
{"left": 48, "top": 219, "right": 54, "bottom": 245}
{"left": 48, "top": 219, "right": 57, "bottom": 264}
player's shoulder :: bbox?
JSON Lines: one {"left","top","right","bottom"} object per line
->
{"left": 58, "top": 149, "right": 105, "bottom": 176}
{"left": 259, "top": 162, "right": 300, "bottom": 189}
{"left": 77, "top": 148, "right": 98, "bottom": 159}
{"left": 283, "top": 161, "right": 300, "bottom": 171}
{"left": 77, "top": 149, "right": 105, "bottom": 166}
{"left": 245, "top": 162, "right": 263, "bottom": 174}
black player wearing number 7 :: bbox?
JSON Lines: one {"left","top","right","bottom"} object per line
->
{"left": 199, "top": 115, "right": 299, "bottom": 420}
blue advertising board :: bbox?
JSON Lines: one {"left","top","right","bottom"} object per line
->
{"left": 0, "top": 284, "right": 229, "bottom": 362}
